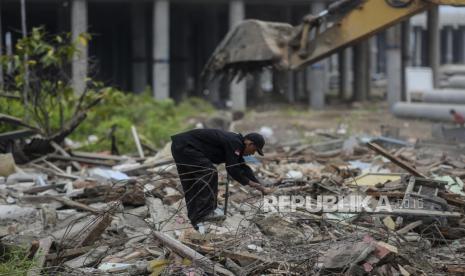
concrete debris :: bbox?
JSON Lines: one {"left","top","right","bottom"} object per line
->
{"left": 1, "top": 130, "right": 465, "bottom": 275}
{"left": 0, "top": 205, "right": 40, "bottom": 222}
{"left": 285, "top": 170, "right": 303, "bottom": 180}
{"left": 321, "top": 240, "right": 376, "bottom": 270}
{"left": 6, "top": 172, "right": 48, "bottom": 185}
{"left": 64, "top": 245, "right": 110, "bottom": 269}
{"left": 0, "top": 153, "right": 16, "bottom": 177}
{"left": 255, "top": 214, "right": 308, "bottom": 244}
{"left": 89, "top": 167, "right": 130, "bottom": 181}
{"left": 393, "top": 102, "right": 465, "bottom": 122}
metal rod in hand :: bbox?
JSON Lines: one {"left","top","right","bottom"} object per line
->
{"left": 224, "top": 175, "right": 230, "bottom": 216}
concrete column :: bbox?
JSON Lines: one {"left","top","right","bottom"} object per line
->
{"left": 229, "top": 0, "right": 246, "bottom": 111}
{"left": 282, "top": 5, "right": 295, "bottom": 104}
{"left": 401, "top": 20, "right": 411, "bottom": 101}
{"left": 308, "top": 62, "right": 326, "bottom": 108}
{"left": 307, "top": 1, "right": 327, "bottom": 109}
{"left": 131, "top": 3, "right": 148, "bottom": 94}
{"left": 427, "top": 6, "right": 439, "bottom": 88}
{"left": 5, "top": 33, "right": 12, "bottom": 74}
{"left": 353, "top": 41, "right": 370, "bottom": 101}
{"left": 386, "top": 25, "right": 401, "bottom": 109}
{"left": 57, "top": 0, "right": 69, "bottom": 33}
{"left": 296, "top": 71, "right": 305, "bottom": 100}
{"left": 414, "top": 27, "right": 422, "bottom": 66}
{"left": 370, "top": 37, "right": 378, "bottom": 76}
{"left": 152, "top": 0, "right": 170, "bottom": 100}
{"left": 461, "top": 27, "right": 465, "bottom": 63}
{"left": 273, "top": 71, "right": 293, "bottom": 103}
{"left": 205, "top": 8, "right": 221, "bottom": 105}
{"left": 288, "top": 72, "right": 296, "bottom": 103}
{"left": 445, "top": 27, "right": 454, "bottom": 64}
{"left": 0, "top": 2, "right": 3, "bottom": 90}
{"left": 338, "top": 48, "right": 351, "bottom": 101}
{"left": 71, "top": 0, "right": 88, "bottom": 95}
{"left": 462, "top": 27, "right": 465, "bottom": 63}
{"left": 330, "top": 54, "right": 338, "bottom": 75}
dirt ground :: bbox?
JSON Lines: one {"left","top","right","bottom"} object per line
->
{"left": 234, "top": 102, "right": 435, "bottom": 145}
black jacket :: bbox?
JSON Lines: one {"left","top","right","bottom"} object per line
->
{"left": 171, "top": 129, "right": 259, "bottom": 186}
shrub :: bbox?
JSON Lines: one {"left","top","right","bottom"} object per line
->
{"left": 73, "top": 92, "right": 213, "bottom": 153}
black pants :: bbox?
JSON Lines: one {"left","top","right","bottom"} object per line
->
{"left": 171, "top": 142, "right": 218, "bottom": 226}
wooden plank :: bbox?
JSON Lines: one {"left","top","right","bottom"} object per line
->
{"left": 299, "top": 207, "right": 461, "bottom": 219}
{"left": 366, "top": 142, "right": 427, "bottom": 178}
{"left": 50, "top": 141, "right": 81, "bottom": 170}
{"left": 27, "top": 237, "right": 53, "bottom": 276}
{"left": 119, "top": 159, "right": 173, "bottom": 173}
{"left": 45, "top": 245, "right": 95, "bottom": 261}
{"left": 328, "top": 208, "right": 462, "bottom": 218}
{"left": 77, "top": 213, "right": 112, "bottom": 247}
{"left": 368, "top": 190, "right": 464, "bottom": 208}
{"left": 225, "top": 258, "right": 245, "bottom": 275}
{"left": 396, "top": 220, "right": 423, "bottom": 235}
{"left": 439, "top": 192, "right": 465, "bottom": 207}
{"left": 50, "top": 196, "right": 100, "bottom": 214}
{"left": 19, "top": 196, "right": 100, "bottom": 214}
{"left": 43, "top": 160, "right": 66, "bottom": 174}
{"left": 152, "top": 231, "right": 235, "bottom": 276}
{"left": 131, "top": 125, "right": 145, "bottom": 158}
{"left": 366, "top": 191, "right": 405, "bottom": 198}
{"left": 222, "top": 250, "right": 267, "bottom": 264}
{"left": 47, "top": 154, "right": 114, "bottom": 167}
{"left": 29, "top": 163, "right": 80, "bottom": 180}
{"left": 72, "top": 151, "right": 129, "bottom": 161}
{"left": 315, "top": 208, "right": 462, "bottom": 217}
{"left": 23, "top": 184, "right": 61, "bottom": 195}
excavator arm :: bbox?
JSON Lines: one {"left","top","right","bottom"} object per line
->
{"left": 202, "top": 0, "right": 465, "bottom": 82}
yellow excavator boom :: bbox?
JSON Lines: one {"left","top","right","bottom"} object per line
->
{"left": 202, "top": 0, "right": 465, "bottom": 82}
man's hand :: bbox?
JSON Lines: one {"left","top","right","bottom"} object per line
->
{"left": 261, "top": 187, "right": 276, "bottom": 195}
{"left": 248, "top": 181, "right": 276, "bottom": 195}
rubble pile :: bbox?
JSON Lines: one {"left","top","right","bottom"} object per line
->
{"left": 1, "top": 130, "right": 465, "bottom": 275}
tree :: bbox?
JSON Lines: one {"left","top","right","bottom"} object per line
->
{"left": 0, "top": 27, "right": 111, "bottom": 137}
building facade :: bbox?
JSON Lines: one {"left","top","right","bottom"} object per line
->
{"left": 1, "top": 1, "right": 465, "bottom": 109}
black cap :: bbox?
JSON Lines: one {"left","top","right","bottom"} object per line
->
{"left": 244, "top": 132, "right": 265, "bottom": 156}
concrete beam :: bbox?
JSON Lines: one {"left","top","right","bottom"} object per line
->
{"left": 152, "top": 0, "right": 170, "bottom": 100}
{"left": 419, "top": 89, "right": 465, "bottom": 104}
{"left": 71, "top": 0, "right": 88, "bottom": 96}
{"left": 229, "top": 0, "right": 246, "bottom": 111}
{"left": 393, "top": 102, "right": 465, "bottom": 122}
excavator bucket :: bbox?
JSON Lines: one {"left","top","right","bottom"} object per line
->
{"left": 202, "top": 20, "right": 295, "bottom": 83}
